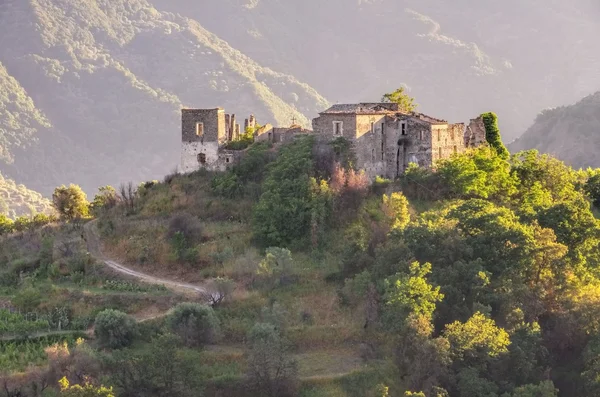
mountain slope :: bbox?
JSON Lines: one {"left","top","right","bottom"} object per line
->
{"left": 508, "top": 92, "right": 600, "bottom": 169}
{"left": 0, "top": 0, "right": 328, "bottom": 195}
{"left": 153, "top": 0, "right": 600, "bottom": 139}
{"left": 0, "top": 172, "right": 53, "bottom": 218}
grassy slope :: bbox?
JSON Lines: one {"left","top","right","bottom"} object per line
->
{"left": 95, "top": 170, "right": 394, "bottom": 395}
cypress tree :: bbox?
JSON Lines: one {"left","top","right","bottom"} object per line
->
{"left": 481, "top": 112, "right": 509, "bottom": 160}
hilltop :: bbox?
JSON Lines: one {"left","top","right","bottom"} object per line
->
{"left": 2, "top": 0, "right": 600, "bottom": 195}
{"left": 3, "top": 133, "right": 600, "bottom": 395}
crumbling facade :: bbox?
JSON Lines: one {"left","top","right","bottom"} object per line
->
{"left": 180, "top": 104, "right": 487, "bottom": 178}
{"left": 180, "top": 107, "right": 307, "bottom": 173}
{"left": 312, "top": 103, "right": 486, "bottom": 179}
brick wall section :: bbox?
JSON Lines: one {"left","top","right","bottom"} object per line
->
{"left": 181, "top": 108, "right": 225, "bottom": 143}
{"left": 465, "top": 117, "right": 487, "bottom": 148}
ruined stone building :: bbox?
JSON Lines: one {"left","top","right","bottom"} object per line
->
{"left": 180, "top": 104, "right": 486, "bottom": 177}
{"left": 312, "top": 103, "right": 486, "bottom": 179}
{"left": 180, "top": 107, "right": 307, "bottom": 173}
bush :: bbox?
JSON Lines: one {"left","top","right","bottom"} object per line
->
{"left": 246, "top": 323, "right": 298, "bottom": 397}
{"left": 12, "top": 287, "right": 43, "bottom": 312}
{"left": 168, "top": 303, "right": 220, "bottom": 347}
{"left": 94, "top": 309, "right": 137, "bottom": 349}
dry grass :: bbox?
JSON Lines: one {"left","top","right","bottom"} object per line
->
{"left": 296, "top": 349, "right": 365, "bottom": 379}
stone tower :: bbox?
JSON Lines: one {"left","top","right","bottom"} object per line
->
{"left": 180, "top": 108, "right": 226, "bottom": 173}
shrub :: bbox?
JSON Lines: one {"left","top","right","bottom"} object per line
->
{"left": 246, "top": 323, "right": 298, "bottom": 397}
{"left": 94, "top": 309, "right": 137, "bottom": 349}
{"left": 168, "top": 303, "right": 220, "bottom": 347}
{"left": 12, "top": 287, "right": 43, "bottom": 312}
{"left": 167, "top": 213, "right": 203, "bottom": 243}
{"left": 257, "top": 247, "right": 296, "bottom": 288}
{"left": 205, "top": 277, "right": 236, "bottom": 307}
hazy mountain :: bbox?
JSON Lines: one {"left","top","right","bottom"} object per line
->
{"left": 0, "top": 172, "right": 53, "bottom": 218}
{"left": 1, "top": 0, "right": 599, "bottom": 196}
{"left": 0, "top": 0, "right": 328, "bottom": 195}
{"left": 509, "top": 92, "right": 600, "bottom": 169}
{"left": 153, "top": 0, "right": 600, "bottom": 138}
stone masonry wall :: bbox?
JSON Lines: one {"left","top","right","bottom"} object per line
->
{"left": 181, "top": 108, "right": 226, "bottom": 173}
{"left": 355, "top": 114, "right": 387, "bottom": 179}
{"left": 465, "top": 117, "right": 487, "bottom": 148}
{"left": 431, "top": 123, "right": 466, "bottom": 164}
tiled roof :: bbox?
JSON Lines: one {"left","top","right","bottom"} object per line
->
{"left": 320, "top": 103, "right": 449, "bottom": 124}
{"left": 320, "top": 103, "right": 400, "bottom": 114}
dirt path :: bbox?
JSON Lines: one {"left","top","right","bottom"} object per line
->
{"left": 83, "top": 220, "right": 208, "bottom": 296}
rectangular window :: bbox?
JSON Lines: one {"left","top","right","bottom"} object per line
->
{"left": 453, "top": 145, "right": 458, "bottom": 154}
{"left": 333, "top": 121, "right": 343, "bottom": 136}
{"left": 450, "top": 130, "right": 455, "bottom": 140}
{"left": 439, "top": 148, "right": 443, "bottom": 159}
{"left": 437, "top": 130, "right": 441, "bottom": 142}
{"left": 196, "top": 122, "right": 204, "bottom": 137}
{"left": 401, "top": 123, "right": 407, "bottom": 136}
{"left": 371, "top": 122, "right": 375, "bottom": 134}
{"left": 197, "top": 153, "right": 206, "bottom": 164}
{"left": 419, "top": 131, "right": 424, "bottom": 141}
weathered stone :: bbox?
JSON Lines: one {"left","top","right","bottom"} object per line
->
{"left": 312, "top": 103, "right": 485, "bottom": 180}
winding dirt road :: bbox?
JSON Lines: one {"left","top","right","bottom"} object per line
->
{"left": 83, "top": 220, "right": 208, "bottom": 296}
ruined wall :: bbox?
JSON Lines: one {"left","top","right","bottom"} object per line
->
{"left": 312, "top": 113, "right": 357, "bottom": 141}
{"left": 180, "top": 108, "right": 225, "bottom": 173}
{"left": 430, "top": 123, "right": 466, "bottom": 164}
{"left": 386, "top": 117, "right": 434, "bottom": 178}
{"left": 355, "top": 114, "right": 387, "bottom": 179}
{"left": 465, "top": 117, "right": 487, "bottom": 148}
{"left": 255, "top": 124, "right": 274, "bottom": 142}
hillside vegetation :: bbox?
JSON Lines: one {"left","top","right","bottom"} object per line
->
{"left": 3, "top": 130, "right": 600, "bottom": 396}
{"left": 0, "top": 172, "right": 53, "bottom": 218}
{"left": 509, "top": 91, "right": 600, "bottom": 169}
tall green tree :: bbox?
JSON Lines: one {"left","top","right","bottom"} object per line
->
{"left": 383, "top": 262, "right": 444, "bottom": 330}
{"left": 382, "top": 87, "right": 418, "bottom": 113}
{"left": 52, "top": 184, "right": 89, "bottom": 220}
{"left": 481, "top": 112, "right": 509, "bottom": 160}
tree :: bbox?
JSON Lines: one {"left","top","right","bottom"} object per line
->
{"left": 382, "top": 87, "right": 417, "bottom": 113}
{"left": 437, "top": 146, "right": 517, "bottom": 200}
{"left": 168, "top": 303, "right": 220, "bottom": 347}
{"left": 586, "top": 173, "right": 600, "bottom": 208}
{"left": 383, "top": 192, "right": 410, "bottom": 231}
{"left": 205, "top": 277, "right": 236, "bottom": 307}
{"left": 253, "top": 136, "right": 316, "bottom": 247}
{"left": 383, "top": 262, "right": 444, "bottom": 330}
{"left": 444, "top": 312, "right": 510, "bottom": 363}
{"left": 59, "top": 377, "right": 114, "bottom": 397}
{"left": 246, "top": 323, "right": 298, "bottom": 397}
{"left": 94, "top": 310, "right": 137, "bottom": 349}
{"left": 481, "top": 112, "right": 509, "bottom": 160}
{"left": 509, "top": 381, "right": 558, "bottom": 397}
{"left": 0, "top": 214, "right": 14, "bottom": 235}
{"left": 90, "top": 186, "right": 118, "bottom": 215}
{"left": 257, "top": 247, "right": 295, "bottom": 287}
{"left": 457, "top": 367, "right": 499, "bottom": 397}
{"left": 52, "top": 184, "right": 89, "bottom": 220}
